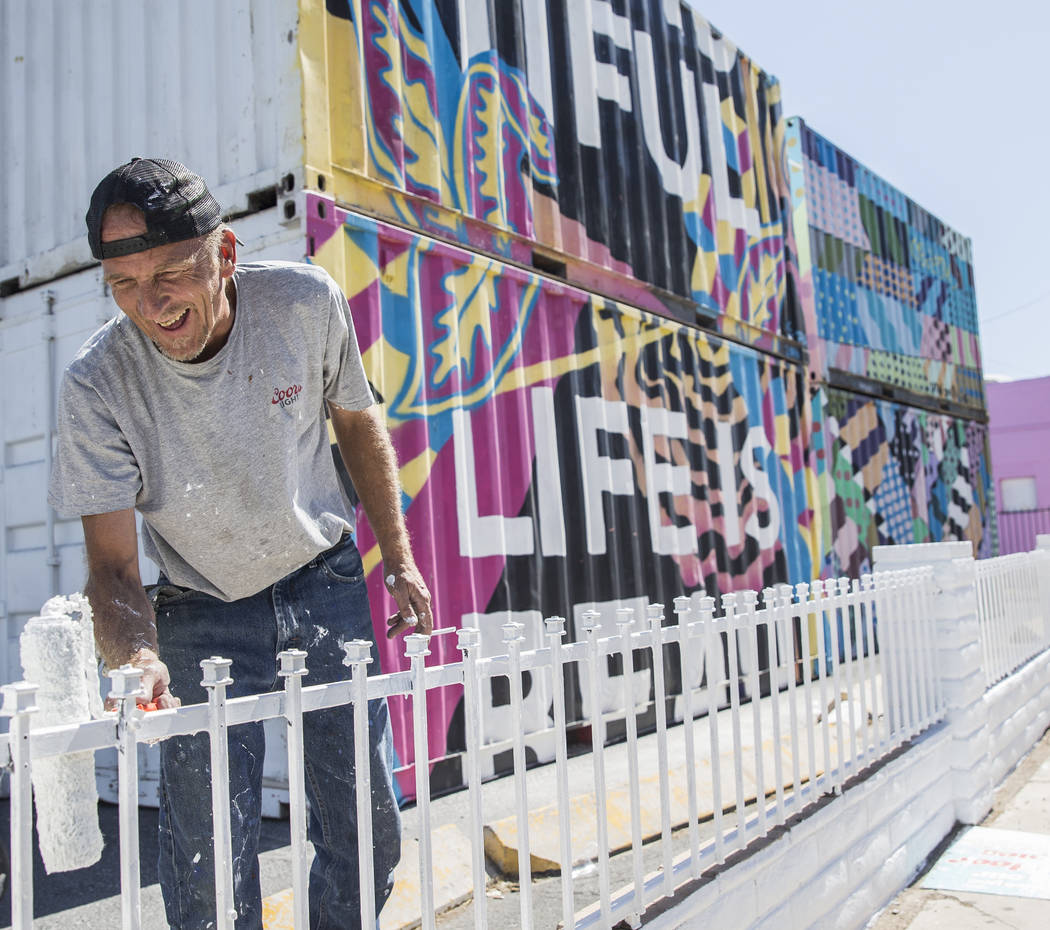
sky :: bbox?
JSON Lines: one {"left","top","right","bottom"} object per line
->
{"left": 692, "top": 0, "right": 1050, "bottom": 382}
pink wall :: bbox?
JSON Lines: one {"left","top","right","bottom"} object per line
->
{"left": 986, "top": 376, "right": 1050, "bottom": 512}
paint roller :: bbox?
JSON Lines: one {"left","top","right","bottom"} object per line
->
{"left": 19, "top": 593, "right": 105, "bottom": 873}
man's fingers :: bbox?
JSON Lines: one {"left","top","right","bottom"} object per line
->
{"left": 385, "top": 604, "right": 434, "bottom": 638}
{"left": 384, "top": 570, "right": 433, "bottom": 637}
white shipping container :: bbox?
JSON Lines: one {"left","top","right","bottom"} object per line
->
{"left": 1, "top": 206, "right": 308, "bottom": 807}
{"left": 0, "top": 0, "right": 303, "bottom": 290}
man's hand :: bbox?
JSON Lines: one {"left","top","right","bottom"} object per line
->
{"left": 103, "top": 648, "right": 179, "bottom": 712}
{"left": 130, "top": 647, "right": 180, "bottom": 709}
{"left": 383, "top": 561, "right": 434, "bottom": 638}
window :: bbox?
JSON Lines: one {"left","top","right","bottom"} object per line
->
{"left": 1001, "top": 477, "right": 1038, "bottom": 512}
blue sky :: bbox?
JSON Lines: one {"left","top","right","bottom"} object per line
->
{"left": 692, "top": 0, "right": 1049, "bottom": 381}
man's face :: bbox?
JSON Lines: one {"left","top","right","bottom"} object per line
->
{"left": 100, "top": 209, "right": 236, "bottom": 363}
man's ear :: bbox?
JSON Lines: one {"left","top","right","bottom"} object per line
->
{"left": 219, "top": 228, "right": 238, "bottom": 278}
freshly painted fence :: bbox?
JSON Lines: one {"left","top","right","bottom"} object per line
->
{"left": 8, "top": 541, "right": 1050, "bottom": 929}
{"left": 1, "top": 564, "right": 942, "bottom": 930}
{"left": 976, "top": 549, "right": 1050, "bottom": 688}
{"left": 299, "top": 0, "right": 800, "bottom": 352}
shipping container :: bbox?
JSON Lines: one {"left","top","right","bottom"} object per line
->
{"left": 309, "top": 201, "right": 819, "bottom": 789}
{"left": 1, "top": 0, "right": 799, "bottom": 356}
{"left": 813, "top": 387, "right": 996, "bottom": 578}
{"left": 784, "top": 118, "right": 984, "bottom": 415}
{"left": 300, "top": 0, "right": 800, "bottom": 354}
{"left": 0, "top": 0, "right": 303, "bottom": 290}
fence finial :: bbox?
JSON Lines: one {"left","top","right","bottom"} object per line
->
{"left": 278, "top": 648, "right": 309, "bottom": 677}
{"left": 0, "top": 681, "right": 38, "bottom": 717}
{"left": 341, "top": 641, "right": 373, "bottom": 667}
{"left": 457, "top": 626, "right": 481, "bottom": 651}
{"left": 200, "top": 656, "right": 234, "bottom": 687}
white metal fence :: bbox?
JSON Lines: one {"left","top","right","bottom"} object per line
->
{"left": 1, "top": 567, "right": 949, "bottom": 929}
{"left": 975, "top": 549, "right": 1050, "bottom": 688}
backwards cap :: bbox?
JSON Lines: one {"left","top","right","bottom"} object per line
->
{"left": 86, "top": 158, "right": 223, "bottom": 260}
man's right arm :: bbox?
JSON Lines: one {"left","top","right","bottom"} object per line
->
{"left": 82, "top": 509, "right": 177, "bottom": 708}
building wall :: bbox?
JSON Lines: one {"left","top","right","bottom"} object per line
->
{"left": 0, "top": 0, "right": 303, "bottom": 290}
{"left": 986, "top": 377, "right": 1050, "bottom": 509}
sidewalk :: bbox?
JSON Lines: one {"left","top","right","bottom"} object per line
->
{"left": 869, "top": 727, "right": 1050, "bottom": 929}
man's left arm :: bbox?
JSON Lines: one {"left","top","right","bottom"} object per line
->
{"left": 329, "top": 402, "right": 433, "bottom": 637}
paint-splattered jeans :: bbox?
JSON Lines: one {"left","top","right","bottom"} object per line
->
{"left": 152, "top": 535, "right": 400, "bottom": 930}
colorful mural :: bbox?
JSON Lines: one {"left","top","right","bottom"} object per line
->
{"left": 300, "top": 0, "right": 801, "bottom": 351}
{"left": 818, "top": 388, "right": 996, "bottom": 578}
{"left": 305, "top": 200, "right": 993, "bottom": 791}
{"left": 293, "top": 2, "right": 994, "bottom": 795}
{"left": 784, "top": 118, "right": 983, "bottom": 412}
{"left": 309, "top": 199, "right": 819, "bottom": 790}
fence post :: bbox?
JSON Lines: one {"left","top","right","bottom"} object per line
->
{"left": 1035, "top": 540, "right": 1050, "bottom": 647}
{"left": 278, "top": 649, "right": 310, "bottom": 930}
{"left": 456, "top": 627, "right": 487, "bottom": 930}
{"left": 873, "top": 542, "right": 991, "bottom": 824}
{"left": 405, "top": 632, "right": 436, "bottom": 930}
{"left": 201, "top": 656, "right": 237, "bottom": 930}
{"left": 108, "top": 665, "right": 145, "bottom": 930}
{"left": 2, "top": 682, "right": 37, "bottom": 930}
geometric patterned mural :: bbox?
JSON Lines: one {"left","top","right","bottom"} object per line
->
{"left": 785, "top": 118, "right": 984, "bottom": 412}
{"left": 819, "top": 388, "right": 995, "bottom": 578}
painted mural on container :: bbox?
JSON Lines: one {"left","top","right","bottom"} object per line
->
{"left": 309, "top": 198, "right": 819, "bottom": 791}
{"left": 818, "top": 388, "right": 995, "bottom": 579}
{"left": 302, "top": 0, "right": 800, "bottom": 350}
{"left": 784, "top": 118, "right": 983, "bottom": 412}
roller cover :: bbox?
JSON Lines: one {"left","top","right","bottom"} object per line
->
{"left": 19, "top": 594, "right": 105, "bottom": 873}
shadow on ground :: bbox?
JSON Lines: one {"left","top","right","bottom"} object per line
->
{"left": 0, "top": 798, "right": 290, "bottom": 926}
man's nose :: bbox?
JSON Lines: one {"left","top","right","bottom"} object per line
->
{"left": 138, "top": 283, "right": 170, "bottom": 319}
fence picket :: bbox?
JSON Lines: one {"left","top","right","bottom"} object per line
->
{"left": 109, "top": 666, "right": 144, "bottom": 930}
{"left": 200, "top": 657, "right": 236, "bottom": 930}
{"left": 277, "top": 649, "right": 310, "bottom": 930}
{"left": 647, "top": 602, "right": 675, "bottom": 896}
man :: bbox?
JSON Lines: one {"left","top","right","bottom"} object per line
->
{"left": 48, "top": 158, "right": 432, "bottom": 929}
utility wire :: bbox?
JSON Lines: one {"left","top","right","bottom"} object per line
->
{"left": 982, "top": 290, "right": 1050, "bottom": 324}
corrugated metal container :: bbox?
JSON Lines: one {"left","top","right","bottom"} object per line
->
{"left": 309, "top": 199, "right": 817, "bottom": 790}
{"left": 784, "top": 118, "right": 984, "bottom": 414}
{"left": 299, "top": 0, "right": 800, "bottom": 353}
{"left": 814, "top": 386, "right": 996, "bottom": 578}
{"left": 0, "top": 0, "right": 303, "bottom": 289}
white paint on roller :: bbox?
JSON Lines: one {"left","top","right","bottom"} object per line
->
{"left": 19, "top": 593, "right": 105, "bottom": 873}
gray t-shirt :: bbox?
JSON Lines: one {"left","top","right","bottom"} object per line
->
{"left": 48, "top": 260, "right": 375, "bottom": 601}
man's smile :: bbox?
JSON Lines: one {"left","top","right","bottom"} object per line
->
{"left": 158, "top": 309, "right": 190, "bottom": 331}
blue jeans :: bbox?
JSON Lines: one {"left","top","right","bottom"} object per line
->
{"left": 152, "top": 536, "right": 400, "bottom": 930}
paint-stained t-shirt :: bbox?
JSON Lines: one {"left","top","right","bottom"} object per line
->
{"left": 48, "top": 261, "right": 375, "bottom": 601}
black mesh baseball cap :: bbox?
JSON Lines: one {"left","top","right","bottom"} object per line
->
{"left": 86, "top": 157, "right": 223, "bottom": 260}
